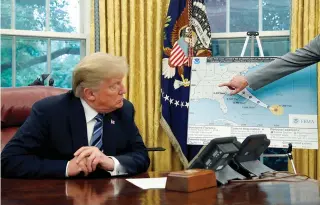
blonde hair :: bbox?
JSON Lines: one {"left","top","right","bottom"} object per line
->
{"left": 72, "top": 52, "right": 128, "bottom": 97}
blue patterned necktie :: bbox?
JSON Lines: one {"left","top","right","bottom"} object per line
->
{"left": 90, "top": 113, "right": 104, "bottom": 150}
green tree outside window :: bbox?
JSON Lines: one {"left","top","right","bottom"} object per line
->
{"left": 1, "top": 0, "right": 81, "bottom": 88}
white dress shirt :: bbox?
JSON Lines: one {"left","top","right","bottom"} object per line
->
{"left": 65, "top": 98, "right": 126, "bottom": 177}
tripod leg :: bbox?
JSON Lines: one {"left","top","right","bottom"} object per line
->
{"left": 241, "top": 36, "right": 250, "bottom": 57}
{"left": 290, "top": 159, "right": 297, "bottom": 174}
{"left": 256, "top": 36, "right": 264, "bottom": 57}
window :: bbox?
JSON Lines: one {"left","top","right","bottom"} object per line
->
{"left": 1, "top": 0, "right": 90, "bottom": 88}
{"left": 206, "top": 0, "right": 291, "bottom": 57}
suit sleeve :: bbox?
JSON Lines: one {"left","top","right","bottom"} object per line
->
{"left": 1, "top": 102, "right": 68, "bottom": 178}
{"left": 246, "top": 35, "right": 320, "bottom": 90}
{"left": 114, "top": 104, "right": 150, "bottom": 175}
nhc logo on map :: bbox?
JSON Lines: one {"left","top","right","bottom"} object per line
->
{"left": 289, "top": 114, "right": 317, "bottom": 128}
{"left": 194, "top": 58, "right": 200, "bottom": 64}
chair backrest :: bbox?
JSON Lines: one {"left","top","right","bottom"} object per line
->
{"left": 1, "top": 86, "right": 68, "bottom": 150}
{"left": 1, "top": 86, "right": 68, "bottom": 128}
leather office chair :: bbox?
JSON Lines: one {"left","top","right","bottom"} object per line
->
{"left": 1, "top": 86, "right": 165, "bottom": 152}
{"left": 1, "top": 86, "right": 67, "bottom": 150}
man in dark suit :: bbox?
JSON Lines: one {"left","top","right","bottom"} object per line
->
{"left": 1, "top": 52, "right": 150, "bottom": 178}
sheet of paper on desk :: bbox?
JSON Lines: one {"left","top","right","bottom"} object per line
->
{"left": 126, "top": 177, "right": 167, "bottom": 189}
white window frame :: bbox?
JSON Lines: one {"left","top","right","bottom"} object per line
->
{"left": 210, "top": 0, "right": 290, "bottom": 57}
{"left": 1, "top": 0, "right": 91, "bottom": 87}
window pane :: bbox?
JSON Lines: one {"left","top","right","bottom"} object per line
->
{"left": 15, "top": 0, "right": 46, "bottom": 31}
{"left": 50, "top": 0, "right": 80, "bottom": 33}
{"left": 1, "top": 0, "right": 11, "bottom": 29}
{"left": 263, "top": 0, "right": 290, "bottom": 31}
{"left": 16, "top": 37, "right": 47, "bottom": 87}
{"left": 205, "top": 0, "right": 226, "bottom": 33}
{"left": 51, "top": 40, "right": 81, "bottom": 88}
{"left": 1, "top": 36, "right": 13, "bottom": 87}
{"left": 260, "top": 37, "right": 290, "bottom": 56}
{"left": 230, "top": 0, "right": 258, "bottom": 32}
{"left": 211, "top": 39, "right": 227, "bottom": 56}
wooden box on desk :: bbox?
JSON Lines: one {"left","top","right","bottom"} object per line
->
{"left": 165, "top": 169, "right": 217, "bottom": 192}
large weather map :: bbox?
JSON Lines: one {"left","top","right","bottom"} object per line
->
{"left": 187, "top": 57, "right": 318, "bottom": 149}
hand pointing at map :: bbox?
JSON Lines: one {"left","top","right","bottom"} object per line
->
{"left": 219, "top": 75, "right": 248, "bottom": 95}
{"left": 220, "top": 35, "right": 320, "bottom": 95}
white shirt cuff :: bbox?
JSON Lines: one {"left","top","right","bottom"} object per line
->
{"left": 108, "top": 156, "right": 127, "bottom": 176}
{"left": 65, "top": 161, "right": 70, "bottom": 177}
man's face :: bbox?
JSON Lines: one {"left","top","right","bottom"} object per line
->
{"left": 87, "top": 76, "right": 126, "bottom": 113}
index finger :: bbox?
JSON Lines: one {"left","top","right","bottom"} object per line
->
{"left": 74, "top": 146, "right": 90, "bottom": 156}
{"left": 218, "top": 82, "right": 231, "bottom": 87}
{"left": 76, "top": 149, "right": 93, "bottom": 163}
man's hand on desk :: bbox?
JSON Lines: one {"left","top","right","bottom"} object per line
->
{"left": 74, "top": 146, "right": 115, "bottom": 173}
{"left": 67, "top": 157, "right": 90, "bottom": 177}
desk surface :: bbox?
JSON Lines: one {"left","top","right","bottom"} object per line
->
{"left": 2, "top": 172, "right": 320, "bottom": 205}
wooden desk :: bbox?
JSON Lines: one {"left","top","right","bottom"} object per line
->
{"left": 2, "top": 172, "right": 320, "bottom": 205}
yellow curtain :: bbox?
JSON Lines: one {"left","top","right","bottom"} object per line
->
{"left": 90, "top": 0, "right": 183, "bottom": 172}
{"left": 288, "top": 0, "right": 320, "bottom": 179}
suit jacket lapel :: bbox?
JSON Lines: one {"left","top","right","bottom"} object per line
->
{"left": 102, "top": 112, "right": 118, "bottom": 156}
{"left": 68, "top": 93, "right": 88, "bottom": 152}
